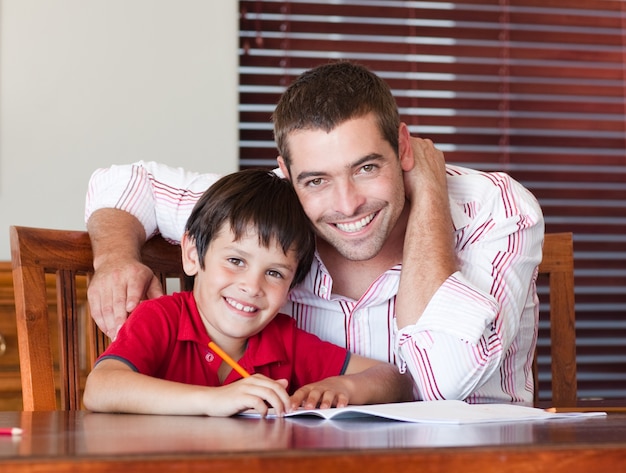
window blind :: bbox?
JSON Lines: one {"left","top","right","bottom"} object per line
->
{"left": 238, "top": 0, "right": 626, "bottom": 401}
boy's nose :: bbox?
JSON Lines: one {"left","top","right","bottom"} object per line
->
{"left": 239, "top": 272, "right": 263, "bottom": 296}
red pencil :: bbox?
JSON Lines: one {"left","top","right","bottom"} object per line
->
{"left": 0, "top": 427, "right": 22, "bottom": 436}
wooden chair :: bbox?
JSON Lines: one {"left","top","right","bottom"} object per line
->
{"left": 10, "top": 226, "right": 576, "bottom": 409}
{"left": 10, "top": 226, "right": 192, "bottom": 411}
{"left": 534, "top": 232, "right": 577, "bottom": 406}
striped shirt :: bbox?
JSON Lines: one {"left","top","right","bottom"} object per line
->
{"left": 85, "top": 161, "right": 544, "bottom": 405}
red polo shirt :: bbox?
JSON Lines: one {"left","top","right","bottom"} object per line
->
{"left": 97, "top": 291, "right": 350, "bottom": 393}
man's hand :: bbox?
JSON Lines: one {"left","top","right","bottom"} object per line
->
{"left": 87, "top": 259, "right": 163, "bottom": 340}
{"left": 87, "top": 208, "right": 164, "bottom": 339}
{"left": 403, "top": 137, "right": 448, "bottom": 203}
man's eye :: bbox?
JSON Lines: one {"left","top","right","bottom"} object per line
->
{"left": 307, "top": 177, "right": 323, "bottom": 187}
{"left": 361, "top": 164, "right": 376, "bottom": 173}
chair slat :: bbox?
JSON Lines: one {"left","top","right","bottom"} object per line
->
{"left": 535, "top": 232, "right": 577, "bottom": 406}
{"left": 11, "top": 226, "right": 187, "bottom": 411}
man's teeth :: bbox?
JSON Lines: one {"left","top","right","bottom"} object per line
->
{"left": 226, "top": 298, "right": 256, "bottom": 312}
{"left": 335, "top": 213, "right": 375, "bottom": 233}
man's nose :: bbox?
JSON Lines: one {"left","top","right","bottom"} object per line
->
{"left": 332, "top": 179, "right": 365, "bottom": 217}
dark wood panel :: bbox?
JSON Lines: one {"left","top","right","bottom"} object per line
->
{"left": 0, "top": 262, "right": 89, "bottom": 410}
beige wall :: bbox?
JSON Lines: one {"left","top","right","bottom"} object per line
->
{"left": 0, "top": 0, "right": 239, "bottom": 260}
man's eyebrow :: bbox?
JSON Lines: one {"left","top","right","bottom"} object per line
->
{"left": 295, "top": 170, "right": 326, "bottom": 184}
{"left": 352, "top": 153, "right": 384, "bottom": 168}
{"left": 295, "top": 153, "right": 384, "bottom": 183}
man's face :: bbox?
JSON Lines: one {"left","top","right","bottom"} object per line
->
{"left": 281, "top": 113, "right": 407, "bottom": 262}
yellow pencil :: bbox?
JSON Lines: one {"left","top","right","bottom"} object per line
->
{"left": 208, "top": 341, "right": 251, "bottom": 378}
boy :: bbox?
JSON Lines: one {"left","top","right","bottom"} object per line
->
{"left": 83, "top": 169, "right": 413, "bottom": 417}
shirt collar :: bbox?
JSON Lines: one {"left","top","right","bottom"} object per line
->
{"left": 178, "top": 291, "right": 289, "bottom": 370}
{"left": 450, "top": 198, "right": 472, "bottom": 231}
{"left": 177, "top": 292, "right": 209, "bottom": 344}
{"left": 244, "top": 318, "right": 290, "bottom": 368}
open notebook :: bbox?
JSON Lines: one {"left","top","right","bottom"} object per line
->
{"left": 240, "top": 400, "right": 606, "bottom": 424}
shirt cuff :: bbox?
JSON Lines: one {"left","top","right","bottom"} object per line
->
{"left": 396, "top": 271, "right": 498, "bottom": 348}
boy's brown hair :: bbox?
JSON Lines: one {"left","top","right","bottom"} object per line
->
{"left": 185, "top": 169, "right": 315, "bottom": 288}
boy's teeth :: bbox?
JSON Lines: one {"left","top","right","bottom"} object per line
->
{"left": 226, "top": 298, "right": 256, "bottom": 312}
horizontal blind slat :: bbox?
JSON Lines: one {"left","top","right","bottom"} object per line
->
{"left": 239, "top": 0, "right": 626, "bottom": 400}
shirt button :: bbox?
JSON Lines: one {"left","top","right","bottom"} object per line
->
{"left": 319, "top": 286, "right": 328, "bottom": 295}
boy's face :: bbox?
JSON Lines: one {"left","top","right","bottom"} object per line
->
{"left": 278, "top": 112, "right": 411, "bottom": 262}
{"left": 182, "top": 226, "right": 298, "bottom": 344}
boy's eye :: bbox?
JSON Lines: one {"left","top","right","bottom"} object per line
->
{"left": 227, "top": 258, "right": 244, "bottom": 267}
{"left": 267, "top": 270, "right": 284, "bottom": 279}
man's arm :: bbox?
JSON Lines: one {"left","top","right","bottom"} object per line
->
{"left": 84, "top": 162, "right": 222, "bottom": 338}
{"left": 87, "top": 208, "right": 163, "bottom": 339}
{"left": 395, "top": 135, "right": 544, "bottom": 402}
{"left": 395, "top": 135, "right": 457, "bottom": 329}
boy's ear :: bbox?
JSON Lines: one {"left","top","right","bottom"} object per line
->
{"left": 181, "top": 232, "right": 200, "bottom": 276}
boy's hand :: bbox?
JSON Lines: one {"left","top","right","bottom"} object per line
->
{"left": 290, "top": 376, "right": 352, "bottom": 410}
{"left": 206, "top": 376, "right": 291, "bottom": 417}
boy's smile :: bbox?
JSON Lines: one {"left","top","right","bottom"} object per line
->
{"left": 182, "top": 226, "right": 298, "bottom": 351}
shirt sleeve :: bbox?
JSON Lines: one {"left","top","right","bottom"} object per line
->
{"left": 290, "top": 322, "right": 350, "bottom": 386}
{"left": 84, "top": 161, "right": 223, "bottom": 242}
{"left": 96, "top": 298, "right": 174, "bottom": 375}
{"left": 396, "top": 170, "right": 544, "bottom": 401}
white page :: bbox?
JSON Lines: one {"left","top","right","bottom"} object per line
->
{"left": 239, "top": 400, "right": 606, "bottom": 424}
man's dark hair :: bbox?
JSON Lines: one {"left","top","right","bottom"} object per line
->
{"left": 272, "top": 61, "right": 400, "bottom": 168}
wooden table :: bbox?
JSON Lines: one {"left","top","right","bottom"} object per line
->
{"left": 1, "top": 409, "right": 626, "bottom": 473}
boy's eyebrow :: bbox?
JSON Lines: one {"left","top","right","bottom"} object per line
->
{"left": 225, "top": 245, "right": 297, "bottom": 272}
{"left": 271, "top": 262, "right": 297, "bottom": 273}
{"left": 264, "top": 255, "right": 297, "bottom": 272}
{"left": 295, "top": 153, "right": 384, "bottom": 184}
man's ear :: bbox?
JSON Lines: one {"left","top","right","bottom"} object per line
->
{"left": 398, "top": 122, "right": 414, "bottom": 172}
{"left": 277, "top": 156, "right": 291, "bottom": 181}
{"left": 181, "top": 232, "right": 200, "bottom": 276}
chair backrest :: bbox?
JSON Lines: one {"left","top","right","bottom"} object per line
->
{"left": 11, "top": 226, "right": 576, "bottom": 409}
{"left": 534, "top": 232, "right": 577, "bottom": 406}
{"left": 10, "top": 226, "right": 191, "bottom": 411}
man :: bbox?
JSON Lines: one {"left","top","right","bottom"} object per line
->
{"left": 85, "top": 61, "right": 544, "bottom": 404}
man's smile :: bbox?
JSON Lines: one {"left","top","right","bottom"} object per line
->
{"left": 334, "top": 211, "right": 377, "bottom": 233}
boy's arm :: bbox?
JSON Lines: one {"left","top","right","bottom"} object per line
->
{"left": 290, "top": 355, "right": 414, "bottom": 409}
{"left": 83, "top": 359, "right": 293, "bottom": 417}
